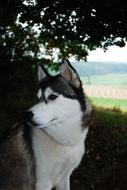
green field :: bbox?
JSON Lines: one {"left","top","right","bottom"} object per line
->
{"left": 81, "top": 73, "right": 127, "bottom": 86}
{"left": 89, "top": 97, "right": 127, "bottom": 112}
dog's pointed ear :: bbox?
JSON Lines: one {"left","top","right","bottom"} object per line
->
{"left": 37, "top": 64, "right": 47, "bottom": 82}
{"left": 60, "top": 59, "right": 81, "bottom": 88}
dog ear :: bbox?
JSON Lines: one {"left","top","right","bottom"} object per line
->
{"left": 60, "top": 59, "right": 81, "bottom": 88}
{"left": 37, "top": 64, "right": 48, "bottom": 82}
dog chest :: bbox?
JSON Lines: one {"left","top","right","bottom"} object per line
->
{"left": 32, "top": 128, "right": 85, "bottom": 188}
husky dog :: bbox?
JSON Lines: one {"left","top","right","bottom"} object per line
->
{"left": 0, "top": 59, "right": 92, "bottom": 190}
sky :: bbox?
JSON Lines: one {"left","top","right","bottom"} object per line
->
{"left": 87, "top": 45, "right": 127, "bottom": 63}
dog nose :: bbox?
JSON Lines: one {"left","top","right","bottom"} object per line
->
{"left": 24, "top": 111, "right": 34, "bottom": 121}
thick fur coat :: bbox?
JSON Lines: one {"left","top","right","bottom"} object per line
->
{"left": 0, "top": 59, "right": 92, "bottom": 190}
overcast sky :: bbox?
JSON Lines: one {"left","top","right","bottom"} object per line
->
{"left": 88, "top": 45, "right": 127, "bottom": 63}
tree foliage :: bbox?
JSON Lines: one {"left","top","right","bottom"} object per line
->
{"left": 0, "top": 0, "right": 127, "bottom": 62}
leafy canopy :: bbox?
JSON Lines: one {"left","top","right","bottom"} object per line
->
{"left": 0, "top": 0, "right": 127, "bottom": 62}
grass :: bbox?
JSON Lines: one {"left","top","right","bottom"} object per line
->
{"left": 89, "top": 97, "right": 127, "bottom": 112}
{"left": 81, "top": 73, "right": 127, "bottom": 86}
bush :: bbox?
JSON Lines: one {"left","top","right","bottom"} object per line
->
{"left": 71, "top": 108, "right": 127, "bottom": 190}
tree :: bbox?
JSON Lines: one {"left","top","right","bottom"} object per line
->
{"left": 19, "top": 0, "right": 127, "bottom": 61}
{"left": 0, "top": 0, "right": 127, "bottom": 62}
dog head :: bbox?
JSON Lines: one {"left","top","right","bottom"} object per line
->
{"left": 25, "top": 59, "right": 92, "bottom": 130}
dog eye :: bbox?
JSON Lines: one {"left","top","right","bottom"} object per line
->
{"left": 48, "top": 94, "right": 58, "bottom": 100}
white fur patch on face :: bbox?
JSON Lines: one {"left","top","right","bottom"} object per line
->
{"left": 44, "top": 87, "right": 52, "bottom": 98}
{"left": 37, "top": 89, "right": 42, "bottom": 99}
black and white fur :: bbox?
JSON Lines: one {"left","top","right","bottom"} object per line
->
{"left": 0, "top": 59, "right": 92, "bottom": 190}
{"left": 29, "top": 59, "right": 92, "bottom": 190}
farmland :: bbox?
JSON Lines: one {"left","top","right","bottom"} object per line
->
{"left": 80, "top": 73, "right": 127, "bottom": 111}
{"left": 82, "top": 84, "right": 127, "bottom": 111}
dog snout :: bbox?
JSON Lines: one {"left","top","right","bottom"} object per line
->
{"left": 24, "top": 111, "right": 34, "bottom": 121}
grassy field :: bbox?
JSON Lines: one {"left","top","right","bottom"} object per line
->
{"left": 81, "top": 73, "right": 127, "bottom": 86}
{"left": 89, "top": 97, "right": 127, "bottom": 112}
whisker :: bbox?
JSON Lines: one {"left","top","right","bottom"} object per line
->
{"left": 49, "top": 118, "right": 58, "bottom": 123}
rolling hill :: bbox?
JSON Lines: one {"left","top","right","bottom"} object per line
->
{"left": 72, "top": 61, "right": 127, "bottom": 76}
